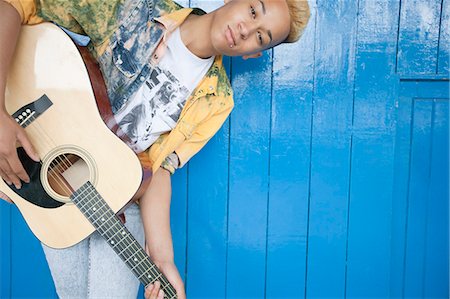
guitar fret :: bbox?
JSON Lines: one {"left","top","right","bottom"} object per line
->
{"left": 71, "top": 182, "right": 177, "bottom": 299}
{"left": 138, "top": 264, "right": 158, "bottom": 279}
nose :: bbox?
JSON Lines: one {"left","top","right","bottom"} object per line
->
{"left": 238, "top": 22, "right": 254, "bottom": 40}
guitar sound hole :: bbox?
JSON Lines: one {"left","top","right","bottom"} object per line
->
{"left": 46, "top": 154, "right": 90, "bottom": 198}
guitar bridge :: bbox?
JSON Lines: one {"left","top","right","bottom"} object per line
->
{"left": 12, "top": 94, "right": 53, "bottom": 128}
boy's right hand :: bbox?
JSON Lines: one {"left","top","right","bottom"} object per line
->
{"left": 0, "top": 109, "right": 39, "bottom": 191}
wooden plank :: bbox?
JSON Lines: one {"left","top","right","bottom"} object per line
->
{"left": 397, "top": 0, "right": 441, "bottom": 76}
{"left": 10, "top": 207, "right": 56, "bottom": 298}
{"left": 306, "top": 0, "right": 358, "bottom": 297}
{"left": 424, "top": 98, "right": 449, "bottom": 299}
{"left": 0, "top": 201, "right": 11, "bottom": 298}
{"left": 186, "top": 120, "right": 230, "bottom": 299}
{"left": 403, "top": 98, "right": 433, "bottom": 298}
{"left": 227, "top": 53, "right": 272, "bottom": 298}
{"left": 265, "top": 3, "right": 315, "bottom": 298}
{"left": 438, "top": 0, "right": 449, "bottom": 74}
{"left": 390, "top": 81, "right": 416, "bottom": 298}
{"left": 345, "top": 0, "right": 400, "bottom": 298}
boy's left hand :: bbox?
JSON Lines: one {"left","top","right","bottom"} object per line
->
{"left": 145, "top": 261, "right": 186, "bottom": 299}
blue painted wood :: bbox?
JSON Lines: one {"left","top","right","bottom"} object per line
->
{"left": 345, "top": 0, "right": 399, "bottom": 298}
{"left": 306, "top": 0, "right": 358, "bottom": 297}
{"left": 186, "top": 120, "right": 230, "bottom": 299}
{"left": 0, "top": 200, "right": 11, "bottom": 299}
{"left": 2, "top": 1, "right": 450, "bottom": 298}
{"left": 10, "top": 207, "right": 56, "bottom": 298}
{"left": 438, "top": 0, "right": 449, "bottom": 74}
{"left": 403, "top": 98, "right": 434, "bottom": 298}
{"left": 397, "top": 0, "right": 442, "bottom": 76}
{"left": 227, "top": 53, "right": 272, "bottom": 298}
{"left": 423, "top": 99, "right": 449, "bottom": 299}
{"left": 265, "top": 6, "right": 315, "bottom": 298}
{"left": 391, "top": 81, "right": 449, "bottom": 299}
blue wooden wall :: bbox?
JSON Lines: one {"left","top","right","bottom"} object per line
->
{"left": 1, "top": 0, "right": 449, "bottom": 298}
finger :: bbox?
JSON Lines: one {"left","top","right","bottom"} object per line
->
{"left": 145, "top": 284, "right": 154, "bottom": 299}
{"left": 0, "top": 191, "right": 13, "bottom": 203}
{"left": 157, "top": 289, "right": 164, "bottom": 299}
{"left": 8, "top": 151, "right": 30, "bottom": 184}
{"left": 0, "top": 167, "right": 12, "bottom": 185}
{"left": 17, "top": 132, "right": 39, "bottom": 162}
{"left": 151, "top": 281, "right": 161, "bottom": 298}
{"left": 0, "top": 158, "right": 21, "bottom": 188}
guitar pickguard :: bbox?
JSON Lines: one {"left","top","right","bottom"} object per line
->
{"left": 5, "top": 147, "right": 65, "bottom": 208}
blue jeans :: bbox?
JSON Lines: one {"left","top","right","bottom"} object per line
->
{"left": 42, "top": 204, "right": 145, "bottom": 299}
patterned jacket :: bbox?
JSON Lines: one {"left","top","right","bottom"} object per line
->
{"left": 6, "top": 0, "right": 234, "bottom": 174}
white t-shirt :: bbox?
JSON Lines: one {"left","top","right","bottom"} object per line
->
{"left": 114, "top": 28, "right": 214, "bottom": 153}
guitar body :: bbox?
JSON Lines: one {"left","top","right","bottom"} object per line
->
{"left": 1, "top": 23, "right": 142, "bottom": 249}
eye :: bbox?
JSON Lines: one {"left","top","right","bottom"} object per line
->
{"left": 257, "top": 31, "right": 263, "bottom": 45}
{"left": 250, "top": 6, "right": 256, "bottom": 19}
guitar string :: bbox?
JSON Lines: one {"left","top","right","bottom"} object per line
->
{"left": 23, "top": 115, "right": 176, "bottom": 298}
{"left": 83, "top": 186, "right": 177, "bottom": 298}
{"left": 74, "top": 184, "right": 177, "bottom": 297}
{"left": 24, "top": 117, "right": 72, "bottom": 195}
{"left": 26, "top": 119, "right": 172, "bottom": 292}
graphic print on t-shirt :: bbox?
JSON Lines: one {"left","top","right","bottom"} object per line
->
{"left": 114, "top": 66, "right": 189, "bottom": 152}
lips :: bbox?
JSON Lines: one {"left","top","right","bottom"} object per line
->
{"left": 226, "top": 25, "right": 236, "bottom": 48}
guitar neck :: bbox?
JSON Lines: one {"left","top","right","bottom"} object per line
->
{"left": 71, "top": 182, "right": 177, "bottom": 299}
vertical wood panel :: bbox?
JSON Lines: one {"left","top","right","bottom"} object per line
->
{"left": 186, "top": 121, "right": 230, "bottom": 299}
{"left": 10, "top": 208, "right": 56, "bottom": 298}
{"left": 306, "top": 0, "right": 357, "bottom": 297}
{"left": 424, "top": 99, "right": 449, "bottom": 299}
{"left": 265, "top": 3, "right": 315, "bottom": 296}
{"left": 391, "top": 81, "right": 449, "bottom": 299}
{"left": 403, "top": 98, "right": 433, "bottom": 298}
{"left": 397, "top": 0, "right": 442, "bottom": 75}
{"left": 438, "top": 0, "right": 449, "bottom": 74}
{"left": 346, "top": 0, "right": 399, "bottom": 297}
{"left": 227, "top": 54, "right": 272, "bottom": 298}
{"left": 0, "top": 201, "right": 11, "bottom": 298}
{"left": 390, "top": 81, "right": 416, "bottom": 299}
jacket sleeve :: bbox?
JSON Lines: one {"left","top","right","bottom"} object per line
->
{"left": 2, "top": 0, "right": 43, "bottom": 24}
{"left": 174, "top": 97, "right": 234, "bottom": 170}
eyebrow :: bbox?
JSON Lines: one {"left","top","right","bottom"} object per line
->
{"left": 258, "top": 0, "right": 273, "bottom": 44}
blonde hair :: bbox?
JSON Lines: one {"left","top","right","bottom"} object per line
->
{"left": 284, "top": 0, "right": 311, "bottom": 43}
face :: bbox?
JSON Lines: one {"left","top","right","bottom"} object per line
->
{"left": 210, "top": 0, "right": 291, "bottom": 57}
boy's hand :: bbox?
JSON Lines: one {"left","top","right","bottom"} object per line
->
{"left": 0, "top": 191, "right": 12, "bottom": 203}
{"left": 145, "top": 261, "right": 186, "bottom": 299}
{"left": 0, "top": 110, "right": 39, "bottom": 190}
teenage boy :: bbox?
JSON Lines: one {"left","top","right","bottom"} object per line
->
{"left": 0, "top": 0, "right": 310, "bottom": 298}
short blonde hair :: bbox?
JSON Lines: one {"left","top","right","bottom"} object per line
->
{"left": 284, "top": 0, "right": 311, "bottom": 43}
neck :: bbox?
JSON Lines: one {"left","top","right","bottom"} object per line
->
{"left": 180, "top": 13, "right": 216, "bottom": 59}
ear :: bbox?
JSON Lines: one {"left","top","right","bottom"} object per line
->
{"left": 242, "top": 52, "right": 263, "bottom": 60}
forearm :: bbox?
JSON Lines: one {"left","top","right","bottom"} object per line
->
{"left": 0, "top": 1, "right": 21, "bottom": 112}
{"left": 140, "top": 167, "right": 174, "bottom": 264}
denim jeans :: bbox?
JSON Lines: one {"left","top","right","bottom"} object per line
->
{"left": 42, "top": 204, "right": 144, "bottom": 299}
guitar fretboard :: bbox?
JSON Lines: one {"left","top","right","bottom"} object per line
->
{"left": 71, "top": 182, "right": 177, "bottom": 299}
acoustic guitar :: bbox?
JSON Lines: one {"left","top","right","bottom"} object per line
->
{"left": 1, "top": 23, "right": 177, "bottom": 299}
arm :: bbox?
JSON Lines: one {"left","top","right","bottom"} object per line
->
{"left": 0, "top": 1, "right": 39, "bottom": 194}
{"left": 140, "top": 167, "right": 186, "bottom": 299}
